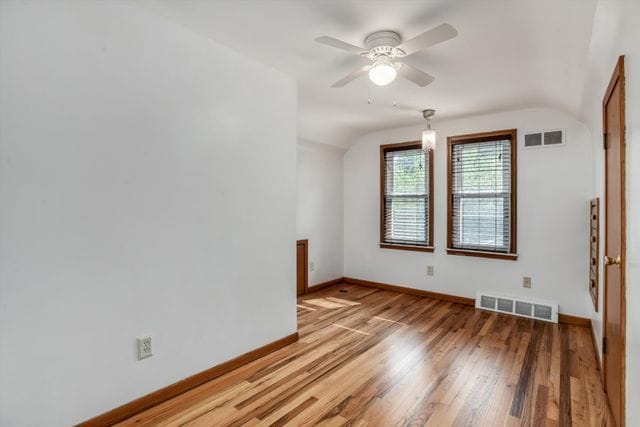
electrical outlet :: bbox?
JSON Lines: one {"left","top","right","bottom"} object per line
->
{"left": 137, "top": 336, "right": 152, "bottom": 360}
{"left": 309, "top": 261, "right": 315, "bottom": 272}
{"left": 523, "top": 277, "right": 532, "bottom": 288}
{"left": 427, "top": 265, "right": 434, "bottom": 276}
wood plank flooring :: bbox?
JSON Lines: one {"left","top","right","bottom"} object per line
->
{"left": 118, "top": 283, "right": 612, "bottom": 426}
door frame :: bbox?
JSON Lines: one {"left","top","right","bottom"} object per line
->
{"left": 296, "top": 239, "right": 308, "bottom": 295}
{"left": 602, "top": 54, "right": 626, "bottom": 426}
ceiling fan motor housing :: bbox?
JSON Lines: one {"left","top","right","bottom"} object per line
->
{"left": 363, "top": 31, "right": 405, "bottom": 58}
{"left": 364, "top": 31, "right": 401, "bottom": 49}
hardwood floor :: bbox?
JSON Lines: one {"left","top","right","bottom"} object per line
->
{"left": 118, "top": 283, "right": 612, "bottom": 426}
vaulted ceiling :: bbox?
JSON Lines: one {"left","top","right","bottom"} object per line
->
{"left": 147, "top": 0, "right": 598, "bottom": 148}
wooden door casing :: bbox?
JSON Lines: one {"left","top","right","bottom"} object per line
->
{"left": 296, "top": 240, "right": 308, "bottom": 296}
{"left": 602, "top": 55, "right": 626, "bottom": 427}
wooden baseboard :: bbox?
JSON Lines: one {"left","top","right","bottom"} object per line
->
{"left": 341, "top": 277, "right": 591, "bottom": 328}
{"left": 78, "top": 332, "right": 299, "bottom": 426}
{"left": 342, "top": 277, "right": 475, "bottom": 306}
{"left": 589, "top": 320, "right": 603, "bottom": 374}
{"left": 307, "top": 277, "right": 344, "bottom": 293}
{"left": 558, "top": 313, "right": 591, "bottom": 327}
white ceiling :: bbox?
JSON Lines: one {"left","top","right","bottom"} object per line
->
{"left": 147, "top": 0, "right": 598, "bottom": 148}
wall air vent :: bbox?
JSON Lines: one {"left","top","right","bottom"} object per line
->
{"left": 480, "top": 295, "right": 496, "bottom": 310}
{"left": 524, "top": 129, "right": 565, "bottom": 149}
{"left": 475, "top": 291, "right": 558, "bottom": 323}
{"left": 524, "top": 133, "right": 542, "bottom": 148}
{"left": 515, "top": 301, "right": 533, "bottom": 316}
{"left": 497, "top": 298, "right": 514, "bottom": 313}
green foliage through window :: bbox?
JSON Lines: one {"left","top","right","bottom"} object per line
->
{"left": 383, "top": 147, "right": 430, "bottom": 246}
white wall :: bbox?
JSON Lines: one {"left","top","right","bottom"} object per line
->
{"left": 296, "top": 139, "right": 344, "bottom": 285}
{"left": 0, "top": 2, "right": 297, "bottom": 426}
{"left": 344, "top": 108, "right": 593, "bottom": 317}
{"left": 580, "top": 1, "right": 640, "bottom": 424}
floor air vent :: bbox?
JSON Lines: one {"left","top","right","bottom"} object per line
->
{"left": 476, "top": 291, "right": 558, "bottom": 323}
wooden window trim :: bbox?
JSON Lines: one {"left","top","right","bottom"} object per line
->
{"left": 446, "top": 129, "right": 517, "bottom": 261}
{"left": 379, "top": 243, "right": 435, "bottom": 253}
{"left": 379, "top": 141, "right": 434, "bottom": 252}
{"left": 446, "top": 249, "right": 518, "bottom": 260}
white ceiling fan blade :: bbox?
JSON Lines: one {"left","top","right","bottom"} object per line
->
{"left": 398, "top": 23, "right": 458, "bottom": 56}
{"left": 331, "top": 65, "right": 371, "bottom": 88}
{"left": 315, "top": 36, "right": 366, "bottom": 54}
{"left": 396, "top": 63, "right": 435, "bottom": 87}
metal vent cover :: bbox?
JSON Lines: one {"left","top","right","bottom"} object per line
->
{"left": 497, "top": 298, "right": 514, "bottom": 313}
{"left": 515, "top": 301, "right": 533, "bottom": 316}
{"left": 480, "top": 295, "right": 496, "bottom": 310}
{"left": 534, "top": 304, "right": 553, "bottom": 320}
{"left": 475, "top": 291, "right": 558, "bottom": 323}
{"left": 544, "top": 130, "right": 563, "bottom": 145}
{"left": 524, "top": 133, "right": 542, "bottom": 147}
{"left": 524, "top": 129, "right": 565, "bottom": 149}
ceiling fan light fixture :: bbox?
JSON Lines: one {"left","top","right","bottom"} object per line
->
{"left": 368, "top": 57, "right": 397, "bottom": 86}
{"left": 421, "top": 109, "right": 436, "bottom": 151}
{"left": 317, "top": 24, "right": 457, "bottom": 88}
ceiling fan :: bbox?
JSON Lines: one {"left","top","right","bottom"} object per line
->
{"left": 315, "top": 23, "right": 458, "bottom": 88}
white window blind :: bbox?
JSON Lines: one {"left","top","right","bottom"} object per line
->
{"left": 383, "top": 148, "right": 430, "bottom": 246}
{"left": 451, "top": 139, "right": 512, "bottom": 253}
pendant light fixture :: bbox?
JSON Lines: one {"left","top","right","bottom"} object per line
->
{"left": 421, "top": 109, "right": 436, "bottom": 152}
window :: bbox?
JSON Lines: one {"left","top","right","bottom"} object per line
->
{"left": 380, "top": 141, "right": 433, "bottom": 252}
{"left": 447, "top": 129, "right": 517, "bottom": 260}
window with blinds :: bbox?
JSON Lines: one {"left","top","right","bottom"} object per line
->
{"left": 447, "top": 130, "right": 517, "bottom": 259}
{"left": 380, "top": 142, "right": 432, "bottom": 250}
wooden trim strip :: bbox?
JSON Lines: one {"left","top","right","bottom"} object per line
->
{"left": 296, "top": 239, "right": 309, "bottom": 295}
{"left": 587, "top": 320, "right": 615, "bottom": 423}
{"left": 379, "top": 243, "right": 434, "bottom": 253}
{"left": 77, "top": 332, "right": 299, "bottom": 426}
{"left": 342, "top": 277, "right": 591, "bottom": 328}
{"left": 307, "top": 277, "right": 344, "bottom": 293}
{"left": 446, "top": 248, "right": 518, "bottom": 261}
{"left": 557, "top": 313, "right": 591, "bottom": 328}
{"left": 590, "top": 320, "right": 603, "bottom": 374}
{"left": 342, "top": 277, "right": 475, "bottom": 306}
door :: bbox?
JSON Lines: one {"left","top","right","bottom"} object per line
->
{"left": 296, "top": 240, "right": 308, "bottom": 296}
{"left": 603, "top": 55, "right": 626, "bottom": 427}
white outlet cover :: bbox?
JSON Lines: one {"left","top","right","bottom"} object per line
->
{"left": 427, "top": 266, "right": 434, "bottom": 276}
{"left": 309, "top": 262, "right": 315, "bottom": 272}
{"left": 137, "top": 336, "right": 152, "bottom": 360}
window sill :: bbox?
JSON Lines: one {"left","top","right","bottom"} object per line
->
{"left": 380, "top": 243, "right": 434, "bottom": 253}
{"left": 446, "top": 248, "right": 518, "bottom": 261}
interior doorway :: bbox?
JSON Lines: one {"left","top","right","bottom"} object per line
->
{"left": 296, "top": 239, "right": 308, "bottom": 296}
{"left": 602, "top": 55, "right": 626, "bottom": 427}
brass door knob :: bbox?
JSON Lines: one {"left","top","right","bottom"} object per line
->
{"left": 604, "top": 255, "right": 622, "bottom": 266}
